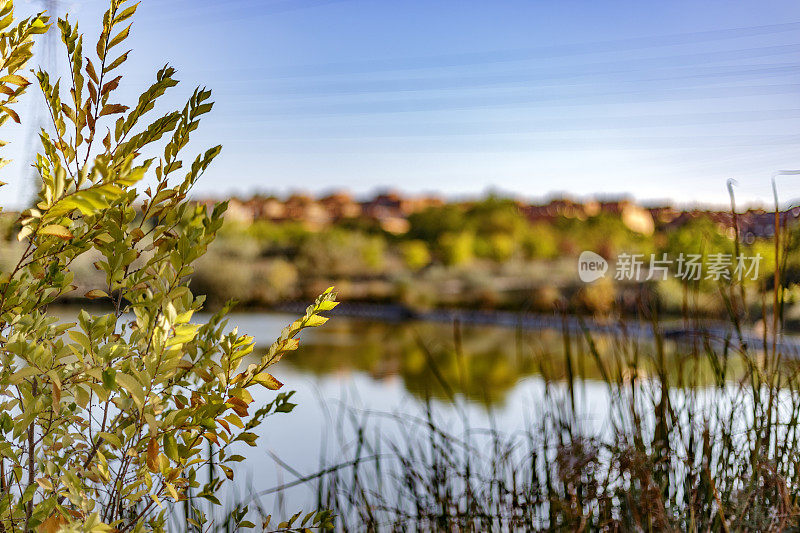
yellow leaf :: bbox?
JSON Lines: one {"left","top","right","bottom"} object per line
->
{"left": 317, "top": 300, "right": 339, "bottom": 311}
{"left": 39, "top": 224, "right": 73, "bottom": 240}
{"left": 86, "top": 59, "right": 99, "bottom": 83}
{"left": 149, "top": 493, "right": 162, "bottom": 509}
{"left": 166, "top": 482, "right": 179, "bottom": 501}
{"left": 282, "top": 338, "right": 300, "bottom": 352}
{"left": 17, "top": 225, "right": 34, "bottom": 241}
{"left": 0, "top": 74, "right": 29, "bottom": 86}
{"left": 107, "top": 23, "right": 131, "bottom": 50}
{"left": 105, "top": 50, "right": 130, "bottom": 72}
{"left": 254, "top": 373, "right": 283, "bottom": 390}
{"left": 304, "top": 315, "right": 328, "bottom": 327}
{"left": 1, "top": 106, "right": 20, "bottom": 124}
{"left": 224, "top": 413, "right": 244, "bottom": 429}
{"left": 84, "top": 289, "right": 109, "bottom": 300}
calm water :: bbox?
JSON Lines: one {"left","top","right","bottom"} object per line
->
{"left": 217, "top": 312, "right": 642, "bottom": 516}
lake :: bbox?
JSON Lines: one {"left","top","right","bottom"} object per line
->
{"left": 213, "top": 310, "right": 759, "bottom": 518}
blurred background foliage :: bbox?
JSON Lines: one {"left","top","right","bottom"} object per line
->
{"left": 2, "top": 194, "right": 797, "bottom": 322}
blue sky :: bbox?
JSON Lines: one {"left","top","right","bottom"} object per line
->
{"left": 4, "top": 0, "right": 800, "bottom": 207}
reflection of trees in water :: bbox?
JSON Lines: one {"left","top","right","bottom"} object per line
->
{"left": 277, "top": 318, "right": 742, "bottom": 406}
{"left": 279, "top": 319, "right": 530, "bottom": 405}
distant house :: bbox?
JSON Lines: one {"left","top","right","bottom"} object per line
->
{"left": 400, "top": 195, "right": 445, "bottom": 215}
{"left": 521, "top": 196, "right": 654, "bottom": 234}
{"left": 601, "top": 200, "right": 655, "bottom": 235}
{"left": 379, "top": 217, "right": 411, "bottom": 234}
{"left": 361, "top": 191, "right": 403, "bottom": 220}
{"left": 259, "top": 196, "right": 287, "bottom": 221}
{"left": 360, "top": 190, "right": 430, "bottom": 234}
{"left": 647, "top": 205, "right": 800, "bottom": 242}
{"left": 597, "top": 198, "right": 632, "bottom": 216}
{"left": 284, "top": 194, "right": 330, "bottom": 229}
{"left": 226, "top": 197, "right": 256, "bottom": 223}
{"left": 189, "top": 191, "right": 800, "bottom": 241}
{"left": 522, "top": 198, "right": 589, "bottom": 221}
{"left": 663, "top": 210, "right": 733, "bottom": 234}
{"left": 521, "top": 197, "right": 601, "bottom": 222}
{"left": 647, "top": 205, "right": 680, "bottom": 224}
{"left": 319, "top": 192, "right": 361, "bottom": 220}
{"left": 620, "top": 205, "right": 654, "bottom": 235}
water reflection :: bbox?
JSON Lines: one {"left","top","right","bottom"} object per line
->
{"left": 264, "top": 313, "right": 750, "bottom": 406}
{"left": 51, "top": 308, "right": 755, "bottom": 408}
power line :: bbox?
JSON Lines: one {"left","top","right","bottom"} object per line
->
{"left": 212, "top": 108, "right": 800, "bottom": 133}
{"left": 226, "top": 81, "right": 800, "bottom": 118}
{"left": 19, "top": 0, "right": 60, "bottom": 207}
{"left": 216, "top": 62, "right": 800, "bottom": 100}
{"left": 223, "top": 19, "right": 800, "bottom": 78}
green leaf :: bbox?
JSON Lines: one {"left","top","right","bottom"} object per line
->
{"left": 68, "top": 330, "right": 92, "bottom": 353}
{"left": 8, "top": 367, "right": 38, "bottom": 385}
{"left": 101, "top": 368, "right": 116, "bottom": 389}
{"left": 163, "top": 434, "right": 179, "bottom": 462}
{"left": 116, "top": 373, "right": 145, "bottom": 408}
{"left": 105, "top": 50, "right": 130, "bottom": 72}
{"left": 107, "top": 23, "right": 131, "bottom": 50}
{"left": 97, "top": 432, "right": 121, "bottom": 449}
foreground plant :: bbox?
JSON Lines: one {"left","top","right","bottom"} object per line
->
{"left": 0, "top": 1, "right": 335, "bottom": 530}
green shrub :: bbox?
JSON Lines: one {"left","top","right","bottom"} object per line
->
{"left": 437, "top": 231, "right": 475, "bottom": 267}
{"left": 521, "top": 223, "right": 559, "bottom": 259}
{"left": 297, "top": 229, "right": 386, "bottom": 276}
{"left": 0, "top": 2, "right": 335, "bottom": 530}
{"left": 399, "top": 239, "right": 431, "bottom": 271}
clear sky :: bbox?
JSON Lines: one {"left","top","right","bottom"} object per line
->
{"left": 4, "top": 0, "right": 800, "bottom": 208}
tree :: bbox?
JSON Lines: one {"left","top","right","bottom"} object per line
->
{"left": 437, "top": 231, "right": 475, "bottom": 267}
{"left": 521, "top": 223, "right": 559, "bottom": 260}
{"left": 407, "top": 205, "right": 465, "bottom": 242}
{"left": 399, "top": 240, "right": 431, "bottom": 271}
{"left": 0, "top": 1, "right": 335, "bottom": 531}
{"left": 465, "top": 196, "right": 526, "bottom": 238}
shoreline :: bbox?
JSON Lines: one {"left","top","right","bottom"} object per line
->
{"left": 275, "top": 300, "right": 800, "bottom": 353}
